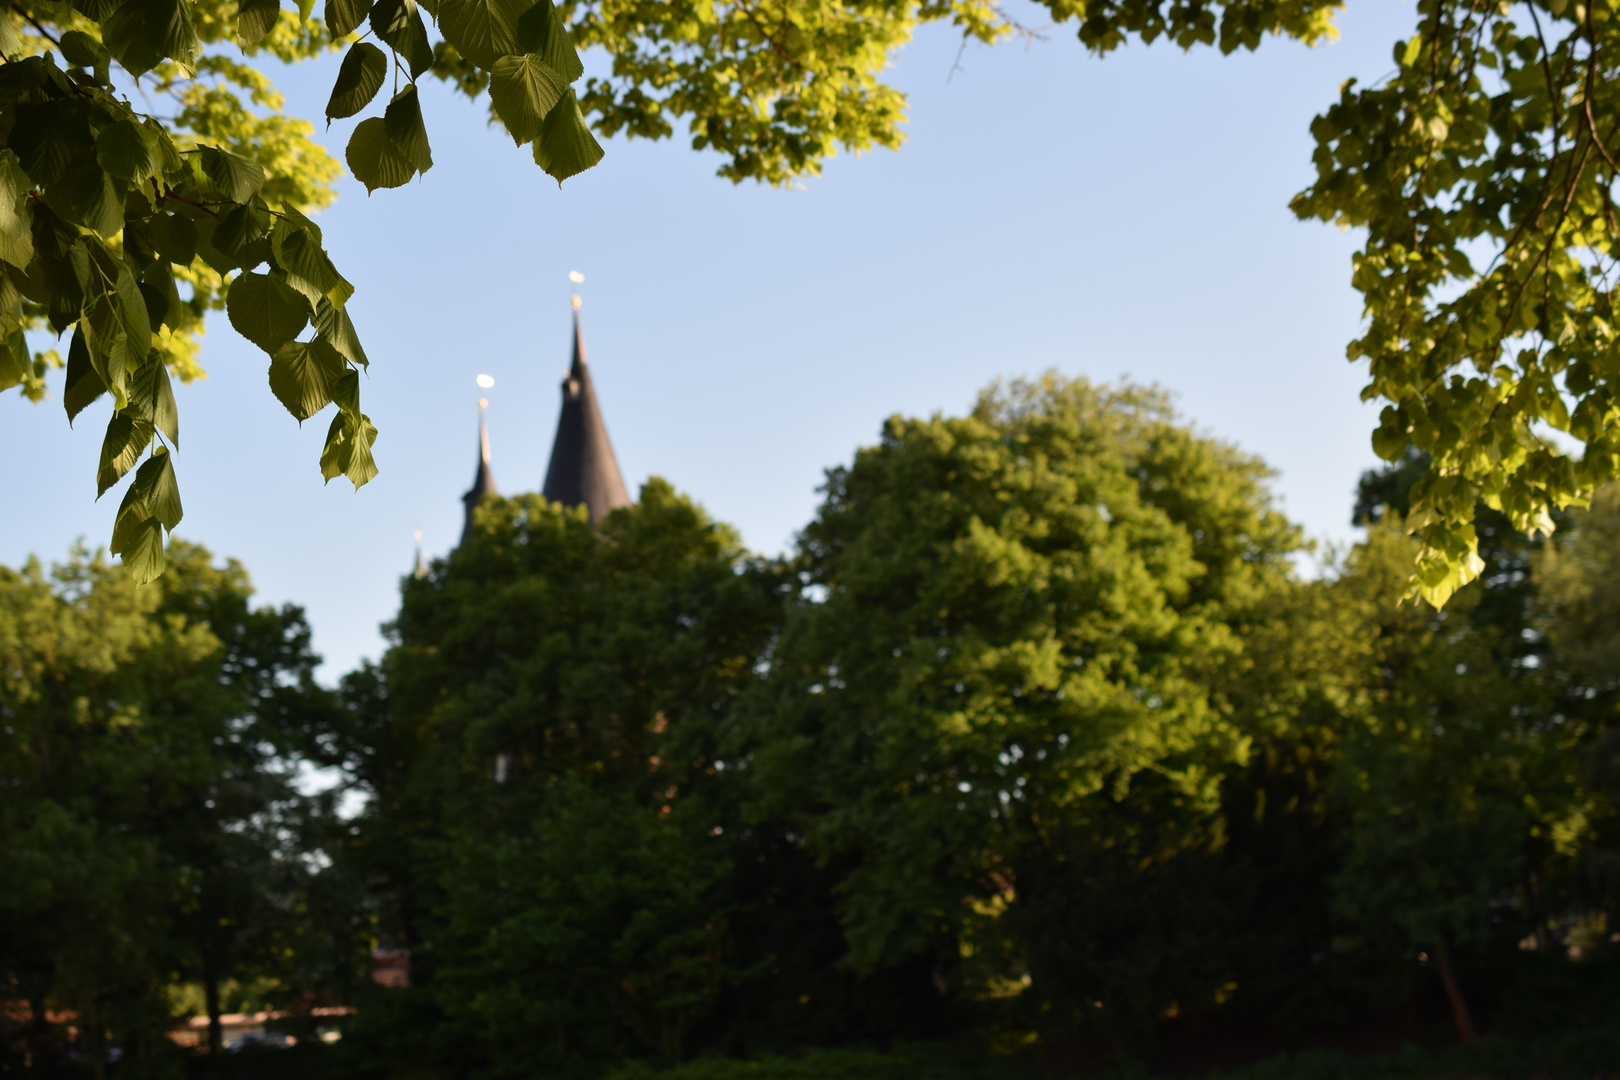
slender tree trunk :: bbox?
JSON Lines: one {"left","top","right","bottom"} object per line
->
{"left": 204, "top": 962, "right": 224, "bottom": 1055}
{"left": 1433, "top": 940, "right": 1477, "bottom": 1045}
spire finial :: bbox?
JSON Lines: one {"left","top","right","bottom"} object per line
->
{"left": 570, "top": 269, "right": 583, "bottom": 311}
{"left": 413, "top": 527, "right": 427, "bottom": 579}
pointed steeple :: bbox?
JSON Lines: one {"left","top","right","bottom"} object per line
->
{"left": 413, "top": 528, "right": 428, "bottom": 578}
{"left": 541, "top": 295, "right": 630, "bottom": 524}
{"left": 461, "top": 397, "right": 496, "bottom": 546}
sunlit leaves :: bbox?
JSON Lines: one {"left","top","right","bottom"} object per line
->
{"left": 2, "top": 0, "right": 380, "bottom": 581}
{"left": 327, "top": 41, "right": 387, "bottom": 120}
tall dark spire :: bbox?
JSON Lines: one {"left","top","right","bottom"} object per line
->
{"left": 461, "top": 398, "right": 496, "bottom": 546}
{"left": 541, "top": 302, "right": 630, "bottom": 524}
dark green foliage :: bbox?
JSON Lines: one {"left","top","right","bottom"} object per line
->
{"left": 0, "top": 542, "right": 365, "bottom": 1072}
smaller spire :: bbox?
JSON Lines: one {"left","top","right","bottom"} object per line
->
{"left": 413, "top": 528, "right": 427, "bottom": 579}
{"left": 461, "top": 390, "right": 497, "bottom": 546}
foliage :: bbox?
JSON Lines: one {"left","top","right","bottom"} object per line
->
{"left": 742, "top": 374, "right": 1309, "bottom": 1045}
{"left": 347, "top": 480, "right": 782, "bottom": 1077}
{"left": 1289, "top": 0, "right": 1620, "bottom": 604}
{"left": 0, "top": 541, "right": 359, "bottom": 1073}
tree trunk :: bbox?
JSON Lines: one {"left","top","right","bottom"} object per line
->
{"left": 1433, "top": 940, "right": 1477, "bottom": 1045}
{"left": 204, "top": 963, "right": 224, "bottom": 1055}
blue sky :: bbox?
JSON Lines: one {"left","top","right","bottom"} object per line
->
{"left": 2, "top": 0, "right": 1422, "bottom": 679}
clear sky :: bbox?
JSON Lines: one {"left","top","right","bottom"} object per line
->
{"left": 2, "top": 0, "right": 1422, "bottom": 680}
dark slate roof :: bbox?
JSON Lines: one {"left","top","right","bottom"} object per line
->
{"left": 541, "top": 311, "right": 630, "bottom": 524}
{"left": 460, "top": 402, "right": 496, "bottom": 547}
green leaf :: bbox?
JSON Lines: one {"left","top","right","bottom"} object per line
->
{"left": 143, "top": 119, "right": 184, "bottom": 176}
{"left": 95, "top": 120, "right": 160, "bottom": 184}
{"left": 489, "top": 54, "right": 565, "bottom": 145}
{"left": 0, "top": 150, "right": 35, "bottom": 270}
{"left": 326, "top": 0, "right": 373, "bottom": 37}
{"left": 533, "top": 89, "right": 602, "bottom": 184}
{"left": 63, "top": 324, "right": 106, "bottom": 424}
{"left": 58, "top": 30, "right": 109, "bottom": 68}
{"left": 436, "top": 0, "right": 529, "bottom": 70}
{"left": 114, "top": 267, "right": 152, "bottom": 364}
{"left": 346, "top": 116, "right": 416, "bottom": 192}
{"left": 383, "top": 85, "right": 433, "bottom": 173}
{"left": 63, "top": 166, "right": 124, "bottom": 238}
{"left": 314, "top": 296, "right": 368, "bottom": 367}
{"left": 97, "top": 413, "right": 154, "bottom": 496}
{"left": 327, "top": 41, "right": 388, "bottom": 121}
{"left": 268, "top": 338, "right": 345, "bottom": 421}
{"left": 112, "top": 511, "right": 166, "bottom": 582}
{"left": 330, "top": 366, "right": 360, "bottom": 413}
{"left": 126, "top": 349, "right": 179, "bottom": 445}
{"left": 319, "top": 409, "right": 378, "bottom": 487}
{"left": 370, "top": 0, "right": 433, "bottom": 79}
{"left": 102, "top": 0, "right": 200, "bottom": 78}
{"left": 10, "top": 101, "right": 93, "bottom": 187}
{"left": 139, "top": 263, "right": 181, "bottom": 330}
{"left": 227, "top": 270, "right": 312, "bottom": 353}
{"left": 515, "top": 0, "right": 581, "bottom": 82}
{"left": 270, "top": 221, "right": 353, "bottom": 307}
{"left": 198, "top": 147, "right": 266, "bottom": 203}
{"left": 212, "top": 201, "right": 273, "bottom": 267}
{"left": 147, "top": 213, "right": 197, "bottom": 265}
{"left": 137, "top": 446, "right": 183, "bottom": 529}
{"left": 238, "top": 0, "right": 283, "bottom": 45}
{"left": 0, "top": 333, "right": 23, "bottom": 391}
{"left": 0, "top": 13, "right": 24, "bottom": 59}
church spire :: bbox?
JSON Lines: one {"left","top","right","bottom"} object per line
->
{"left": 461, "top": 393, "right": 496, "bottom": 546}
{"left": 541, "top": 289, "right": 630, "bottom": 524}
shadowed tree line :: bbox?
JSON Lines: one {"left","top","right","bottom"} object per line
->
{"left": 4, "top": 375, "right": 1618, "bottom": 1079}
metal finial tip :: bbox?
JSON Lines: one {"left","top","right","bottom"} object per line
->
{"left": 478, "top": 397, "right": 488, "bottom": 409}
{"left": 569, "top": 270, "right": 585, "bottom": 284}
{"left": 476, "top": 373, "right": 495, "bottom": 389}
{"left": 414, "top": 528, "right": 422, "bottom": 543}
{"left": 571, "top": 293, "right": 582, "bottom": 311}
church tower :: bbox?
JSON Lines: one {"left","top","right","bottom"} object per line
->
{"left": 541, "top": 297, "right": 630, "bottom": 523}
{"left": 461, "top": 397, "right": 496, "bottom": 546}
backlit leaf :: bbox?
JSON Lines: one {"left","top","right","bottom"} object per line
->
{"left": 326, "top": 41, "right": 387, "bottom": 121}
{"left": 147, "top": 213, "right": 197, "bottom": 266}
{"left": 97, "top": 413, "right": 154, "bottom": 496}
{"left": 346, "top": 117, "right": 416, "bottom": 192}
{"left": 95, "top": 119, "right": 161, "bottom": 183}
{"left": 314, "top": 296, "right": 369, "bottom": 367}
{"left": 436, "top": 0, "right": 529, "bottom": 70}
{"left": 238, "top": 0, "right": 283, "bottom": 45}
{"left": 515, "top": 0, "right": 581, "bottom": 82}
{"left": 0, "top": 150, "right": 35, "bottom": 270}
{"left": 489, "top": 54, "right": 565, "bottom": 145}
{"left": 268, "top": 338, "right": 345, "bottom": 421}
{"left": 198, "top": 146, "right": 266, "bottom": 203}
{"left": 370, "top": 0, "right": 433, "bottom": 79}
{"left": 326, "top": 0, "right": 373, "bottom": 37}
{"left": 102, "top": 0, "right": 199, "bottom": 78}
{"left": 63, "top": 324, "right": 106, "bottom": 424}
{"left": 384, "top": 85, "right": 433, "bottom": 173}
{"left": 227, "top": 271, "right": 312, "bottom": 353}
{"left": 533, "top": 89, "right": 602, "bottom": 184}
